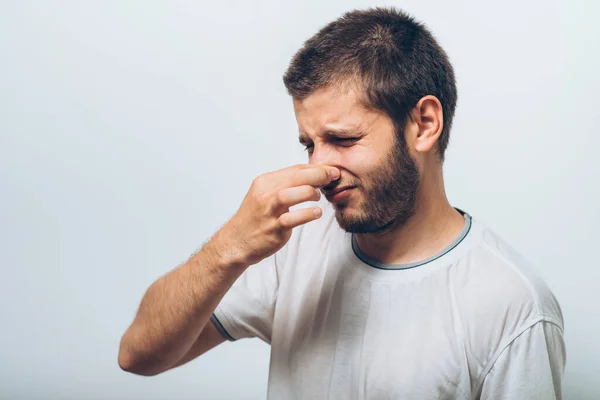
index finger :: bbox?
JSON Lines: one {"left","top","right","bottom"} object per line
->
{"left": 288, "top": 165, "right": 340, "bottom": 188}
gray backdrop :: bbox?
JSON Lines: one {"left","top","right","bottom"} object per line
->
{"left": 1, "top": 1, "right": 598, "bottom": 399}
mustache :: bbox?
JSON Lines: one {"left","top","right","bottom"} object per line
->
{"left": 321, "top": 179, "right": 359, "bottom": 192}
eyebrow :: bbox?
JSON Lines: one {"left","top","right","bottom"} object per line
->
{"left": 298, "top": 129, "right": 365, "bottom": 145}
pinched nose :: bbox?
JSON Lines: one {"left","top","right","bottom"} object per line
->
{"left": 308, "top": 144, "right": 339, "bottom": 168}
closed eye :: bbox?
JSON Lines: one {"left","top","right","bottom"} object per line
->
{"left": 301, "top": 137, "right": 359, "bottom": 153}
{"left": 334, "top": 137, "right": 359, "bottom": 146}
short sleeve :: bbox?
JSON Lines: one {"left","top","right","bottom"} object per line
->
{"left": 211, "top": 247, "right": 286, "bottom": 344}
{"left": 479, "top": 320, "right": 566, "bottom": 400}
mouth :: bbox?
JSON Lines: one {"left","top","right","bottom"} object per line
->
{"left": 323, "top": 186, "right": 355, "bottom": 203}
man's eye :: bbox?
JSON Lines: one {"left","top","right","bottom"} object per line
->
{"left": 335, "top": 138, "right": 358, "bottom": 145}
{"left": 302, "top": 138, "right": 357, "bottom": 153}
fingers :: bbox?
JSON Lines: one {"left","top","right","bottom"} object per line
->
{"left": 276, "top": 185, "right": 321, "bottom": 208}
{"left": 256, "top": 164, "right": 339, "bottom": 194}
{"left": 278, "top": 206, "right": 322, "bottom": 229}
{"left": 288, "top": 165, "right": 340, "bottom": 188}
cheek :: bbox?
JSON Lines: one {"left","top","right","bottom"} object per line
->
{"left": 340, "top": 147, "right": 382, "bottom": 183}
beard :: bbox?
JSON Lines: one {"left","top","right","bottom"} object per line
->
{"left": 331, "top": 132, "right": 420, "bottom": 234}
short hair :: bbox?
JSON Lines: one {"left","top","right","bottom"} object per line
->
{"left": 283, "top": 7, "right": 457, "bottom": 162}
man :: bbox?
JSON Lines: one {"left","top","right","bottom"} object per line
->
{"left": 118, "top": 7, "right": 565, "bottom": 399}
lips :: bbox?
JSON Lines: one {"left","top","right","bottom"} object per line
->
{"left": 322, "top": 186, "right": 354, "bottom": 197}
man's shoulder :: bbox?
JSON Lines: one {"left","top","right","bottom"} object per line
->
{"left": 452, "top": 218, "right": 564, "bottom": 356}
{"left": 460, "top": 219, "right": 562, "bottom": 325}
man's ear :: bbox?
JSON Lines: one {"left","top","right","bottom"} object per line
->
{"left": 410, "top": 95, "right": 443, "bottom": 154}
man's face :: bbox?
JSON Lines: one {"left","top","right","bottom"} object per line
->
{"left": 293, "top": 86, "right": 420, "bottom": 233}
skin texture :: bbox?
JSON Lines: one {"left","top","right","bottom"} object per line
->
{"left": 297, "top": 87, "right": 420, "bottom": 234}
{"left": 294, "top": 84, "right": 466, "bottom": 265}
{"left": 118, "top": 163, "right": 340, "bottom": 376}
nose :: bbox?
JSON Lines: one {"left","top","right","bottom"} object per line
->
{"left": 309, "top": 144, "right": 342, "bottom": 189}
{"left": 308, "top": 143, "right": 337, "bottom": 167}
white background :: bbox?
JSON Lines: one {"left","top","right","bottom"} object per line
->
{"left": 1, "top": 1, "right": 598, "bottom": 399}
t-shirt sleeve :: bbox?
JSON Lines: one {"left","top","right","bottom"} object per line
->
{"left": 479, "top": 320, "right": 566, "bottom": 400}
{"left": 211, "top": 247, "right": 286, "bottom": 344}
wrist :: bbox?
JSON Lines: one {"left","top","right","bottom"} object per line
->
{"left": 205, "top": 229, "right": 249, "bottom": 272}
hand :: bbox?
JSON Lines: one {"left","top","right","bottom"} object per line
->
{"left": 216, "top": 164, "right": 340, "bottom": 267}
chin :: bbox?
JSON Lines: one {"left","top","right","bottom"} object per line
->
{"left": 332, "top": 202, "right": 368, "bottom": 232}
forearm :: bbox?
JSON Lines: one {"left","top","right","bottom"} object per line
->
{"left": 118, "top": 236, "right": 246, "bottom": 375}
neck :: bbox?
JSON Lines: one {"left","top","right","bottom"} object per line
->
{"left": 354, "top": 167, "right": 465, "bottom": 265}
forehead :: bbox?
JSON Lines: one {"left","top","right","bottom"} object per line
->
{"left": 293, "top": 86, "right": 381, "bottom": 135}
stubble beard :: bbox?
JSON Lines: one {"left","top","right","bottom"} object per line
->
{"left": 333, "top": 133, "right": 420, "bottom": 234}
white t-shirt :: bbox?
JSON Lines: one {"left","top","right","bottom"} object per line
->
{"left": 211, "top": 200, "right": 566, "bottom": 399}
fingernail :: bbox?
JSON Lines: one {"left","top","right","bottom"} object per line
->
{"left": 329, "top": 168, "right": 340, "bottom": 179}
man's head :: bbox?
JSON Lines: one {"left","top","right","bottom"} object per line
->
{"left": 283, "top": 7, "right": 457, "bottom": 233}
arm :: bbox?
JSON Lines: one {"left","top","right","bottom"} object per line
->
{"left": 167, "top": 320, "right": 227, "bottom": 371}
{"left": 117, "top": 235, "right": 246, "bottom": 376}
{"left": 478, "top": 320, "right": 566, "bottom": 400}
{"left": 118, "top": 164, "right": 339, "bottom": 376}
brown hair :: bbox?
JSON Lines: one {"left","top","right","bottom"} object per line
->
{"left": 283, "top": 7, "right": 457, "bottom": 162}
